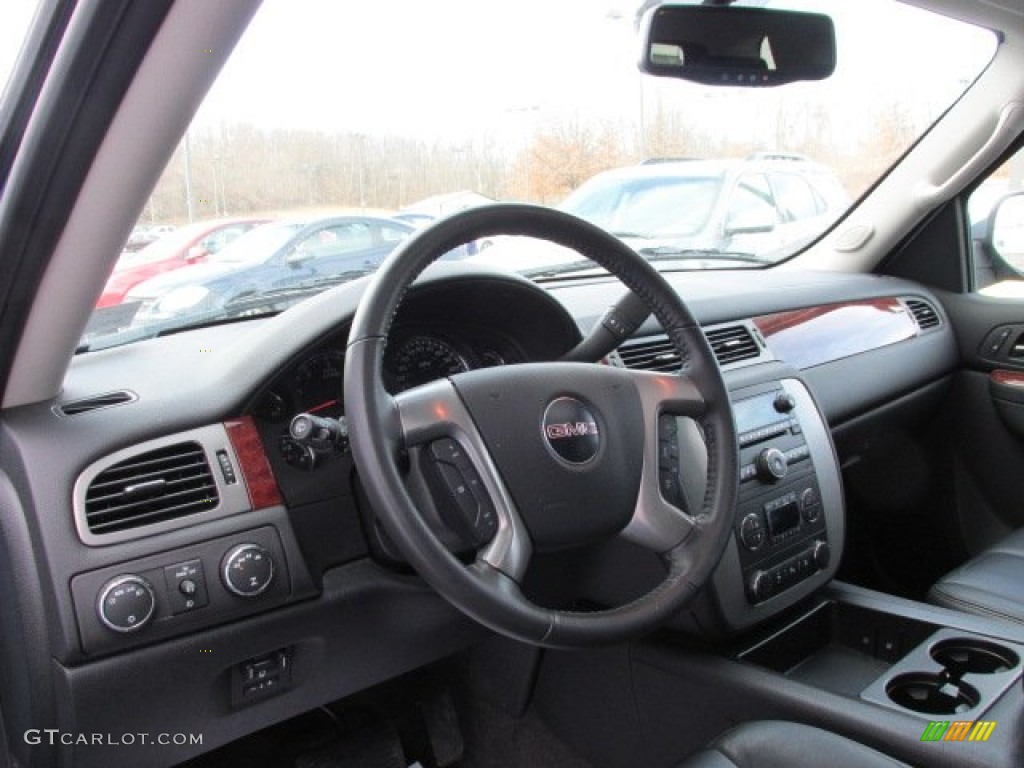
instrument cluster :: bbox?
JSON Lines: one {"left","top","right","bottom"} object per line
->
{"left": 252, "top": 327, "right": 523, "bottom": 470}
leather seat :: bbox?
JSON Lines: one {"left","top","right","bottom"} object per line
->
{"left": 678, "top": 721, "right": 907, "bottom": 767}
{"left": 928, "top": 527, "right": 1024, "bottom": 625}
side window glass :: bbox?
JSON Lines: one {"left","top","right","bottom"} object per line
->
{"left": 380, "top": 224, "right": 411, "bottom": 244}
{"left": 297, "top": 223, "right": 372, "bottom": 258}
{"left": 201, "top": 225, "right": 247, "bottom": 254}
{"left": 771, "top": 174, "right": 821, "bottom": 221}
{"left": 725, "top": 174, "right": 779, "bottom": 231}
{"left": 969, "top": 147, "right": 1024, "bottom": 296}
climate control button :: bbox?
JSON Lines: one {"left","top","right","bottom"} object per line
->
{"left": 97, "top": 575, "right": 156, "bottom": 633}
{"left": 222, "top": 543, "right": 275, "bottom": 597}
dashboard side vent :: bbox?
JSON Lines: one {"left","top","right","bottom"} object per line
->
{"left": 57, "top": 390, "right": 136, "bottom": 416}
{"left": 84, "top": 442, "right": 218, "bottom": 534}
{"left": 905, "top": 298, "right": 940, "bottom": 331}
{"left": 704, "top": 324, "right": 760, "bottom": 366}
{"left": 617, "top": 337, "right": 681, "bottom": 372}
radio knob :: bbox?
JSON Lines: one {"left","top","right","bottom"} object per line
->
{"left": 221, "top": 544, "right": 275, "bottom": 597}
{"left": 773, "top": 392, "right": 797, "bottom": 413}
{"left": 755, "top": 447, "right": 788, "bottom": 482}
{"left": 812, "top": 540, "right": 832, "bottom": 570}
{"left": 97, "top": 575, "right": 156, "bottom": 633}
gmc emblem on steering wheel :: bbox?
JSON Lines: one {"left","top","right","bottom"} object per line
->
{"left": 542, "top": 397, "right": 601, "bottom": 465}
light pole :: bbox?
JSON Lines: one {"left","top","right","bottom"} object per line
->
{"left": 182, "top": 131, "right": 195, "bottom": 223}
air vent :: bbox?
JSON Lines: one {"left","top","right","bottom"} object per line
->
{"left": 84, "top": 442, "right": 218, "bottom": 534}
{"left": 905, "top": 298, "right": 940, "bottom": 331}
{"left": 704, "top": 324, "right": 760, "bottom": 366}
{"left": 617, "top": 337, "right": 681, "bottom": 372}
{"left": 57, "top": 390, "right": 136, "bottom": 416}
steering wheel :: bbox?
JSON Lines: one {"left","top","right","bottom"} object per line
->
{"left": 345, "top": 204, "right": 738, "bottom": 647}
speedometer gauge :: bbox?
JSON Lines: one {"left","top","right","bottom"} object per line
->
{"left": 386, "top": 335, "right": 469, "bottom": 392}
{"left": 293, "top": 350, "right": 345, "bottom": 417}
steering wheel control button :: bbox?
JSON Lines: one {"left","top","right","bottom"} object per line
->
{"left": 430, "top": 438, "right": 472, "bottom": 470}
{"left": 97, "top": 575, "right": 156, "bottom": 633}
{"left": 541, "top": 397, "right": 601, "bottom": 465}
{"left": 222, "top": 544, "right": 275, "bottom": 597}
{"left": 755, "top": 447, "right": 789, "bottom": 482}
{"left": 425, "top": 440, "right": 498, "bottom": 547}
{"left": 739, "top": 513, "right": 767, "bottom": 551}
{"left": 162, "top": 558, "right": 209, "bottom": 614}
{"left": 657, "top": 414, "right": 687, "bottom": 508}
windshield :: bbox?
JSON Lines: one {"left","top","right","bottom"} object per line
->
{"left": 77, "top": 0, "right": 996, "bottom": 350}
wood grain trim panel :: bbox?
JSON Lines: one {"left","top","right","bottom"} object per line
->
{"left": 991, "top": 370, "right": 1024, "bottom": 388}
{"left": 754, "top": 298, "right": 917, "bottom": 369}
{"left": 225, "top": 416, "right": 283, "bottom": 510}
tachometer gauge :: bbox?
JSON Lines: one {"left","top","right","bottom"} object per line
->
{"left": 252, "top": 389, "right": 290, "bottom": 423}
{"left": 386, "top": 335, "right": 470, "bottom": 392}
{"left": 293, "top": 350, "right": 345, "bottom": 417}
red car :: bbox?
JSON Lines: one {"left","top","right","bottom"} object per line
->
{"left": 97, "top": 218, "right": 267, "bottom": 307}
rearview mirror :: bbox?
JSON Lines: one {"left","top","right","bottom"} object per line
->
{"left": 639, "top": 5, "right": 836, "bottom": 87}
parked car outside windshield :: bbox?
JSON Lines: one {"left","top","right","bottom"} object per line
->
{"left": 120, "top": 216, "right": 414, "bottom": 332}
{"left": 97, "top": 218, "right": 268, "bottom": 308}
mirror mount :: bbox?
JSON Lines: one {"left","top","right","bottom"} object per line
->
{"left": 639, "top": 5, "right": 836, "bottom": 87}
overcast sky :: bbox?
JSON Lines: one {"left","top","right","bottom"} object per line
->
{"left": 0, "top": 0, "right": 999, "bottom": 148}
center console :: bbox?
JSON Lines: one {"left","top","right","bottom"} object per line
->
{"left": 677, "top": 374, "right": 845, "bottom": 634}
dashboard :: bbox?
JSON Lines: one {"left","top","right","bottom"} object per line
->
{"left": 0, "top": 261, "right": 959, "bottom": 767}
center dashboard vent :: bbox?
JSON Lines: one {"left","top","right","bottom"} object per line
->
{"left": 617, "top": 324, "right": 761, "bottom": 371}
{"left": 704, "top": 324, "right": 760, "bottom": 365}
{"left": 904, "top": 298, "right": 941, "bottom": 331}
{"left": 84, "top": 441, "right": 218, "bottom": 534}
{"left": 617, "top": 337, "right": 682, "bottom": 372}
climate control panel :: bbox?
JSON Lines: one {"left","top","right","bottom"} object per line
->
{"left": 71, "top": 526, "right": 298, "bottom": 656}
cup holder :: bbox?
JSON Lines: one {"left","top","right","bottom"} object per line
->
{"left": 886, "top": 673, "right": 980, "bottom": 715}
{"left": 931, "top": 638, "right": 1020, "bottom": 675}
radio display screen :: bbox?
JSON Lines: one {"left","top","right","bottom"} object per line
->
{"left": 733, "top": 392, "right": 786, "bottom": 433}
{"left": 766, "top": 501, "right": 801, "bottom": 537}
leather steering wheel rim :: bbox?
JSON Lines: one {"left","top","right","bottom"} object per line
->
{"left": 345, "top": 203, "right": 738, "bottom": 647}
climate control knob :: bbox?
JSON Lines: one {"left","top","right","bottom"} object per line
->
{"left": 755, "top": 447, "right": 788, "bottom": 482}
{"left": 747, "top": 570, "right": 771, "bottom": 603}
{"left": 812, "top": 540, "right": 832, "bottom": 570}
{"left": 221, "top": 543, "right": 275, "bottom": 597}
{"left": 97, "top": 575, "right": 156, "bottom": 633}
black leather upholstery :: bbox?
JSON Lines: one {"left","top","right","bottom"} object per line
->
{"left": 678, "top": 721, "right": 908, "bottom": 767}
{"left": 928, "top": 527, "right": 1024, "bottom": 625}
